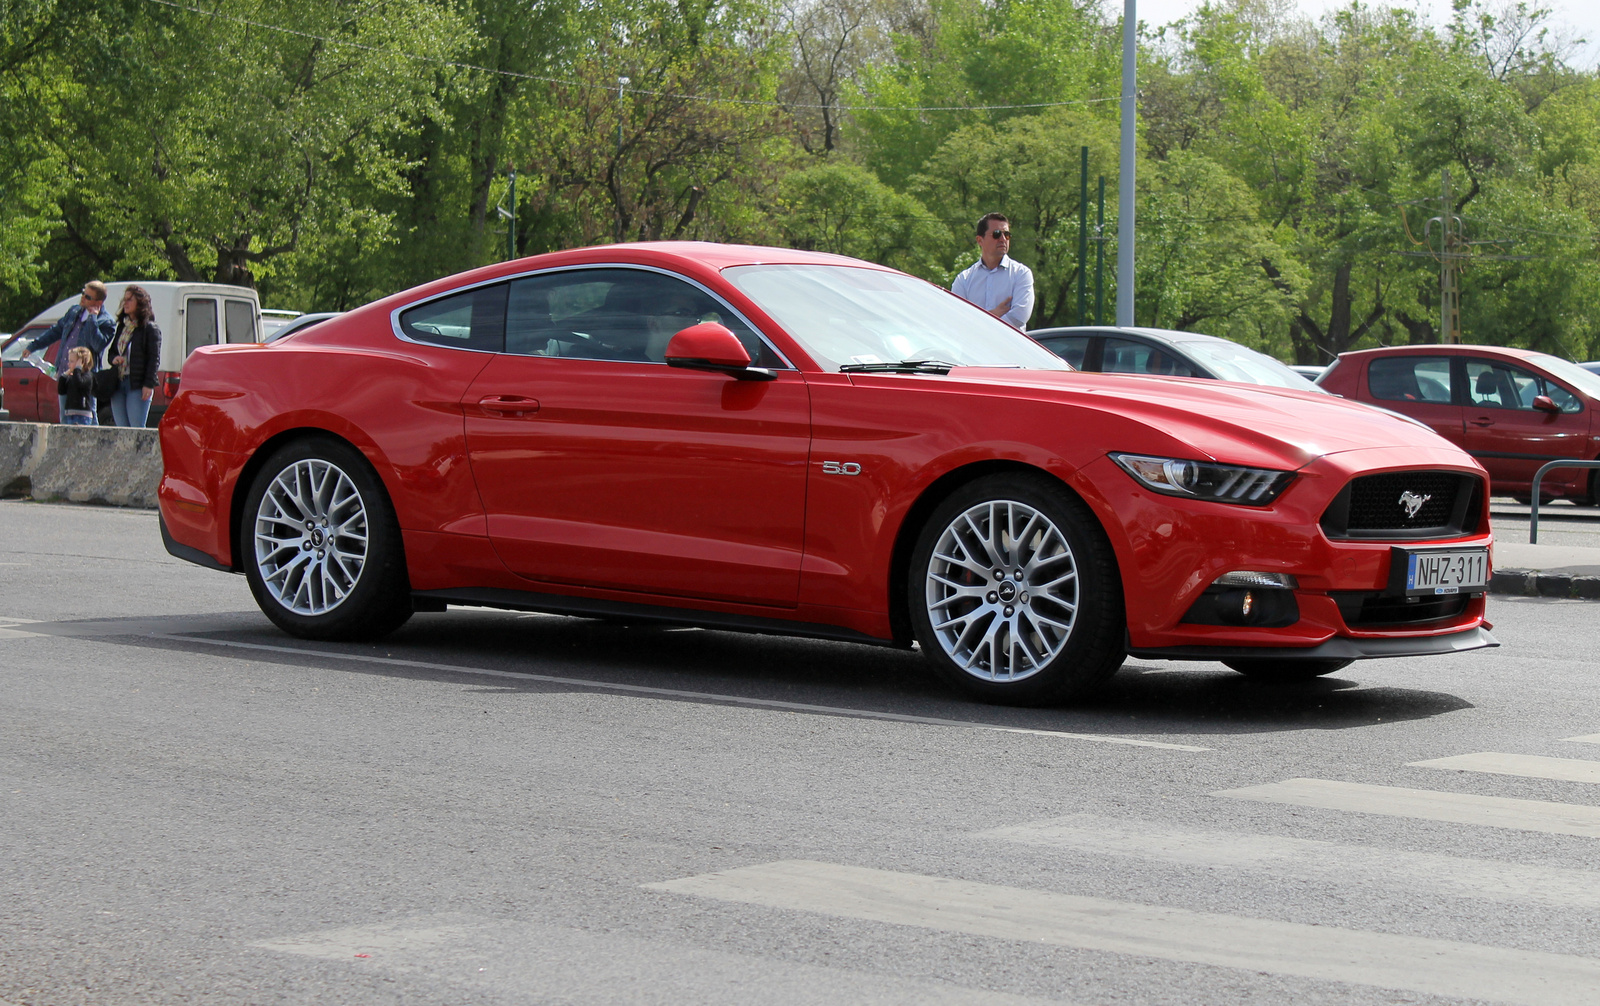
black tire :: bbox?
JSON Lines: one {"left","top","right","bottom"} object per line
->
{"left": 907, "top": 473, "right": 1126, "bottom": 706}
{"left": 1223, "top": 657, "right": 1353, "bottom": 681}
{"left": 1588, "top": 467, "right": 1600, "bottom": 508}
{"left": 241, "top": 436, "right": 412, "bottom": 641}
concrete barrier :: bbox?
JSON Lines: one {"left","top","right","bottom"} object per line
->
{"left": 0, "top": 421, "right": 161, "bottom": 508}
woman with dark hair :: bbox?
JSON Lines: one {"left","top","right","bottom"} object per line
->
{"left": 107, "top": 285, "right": 162, "bottom": 427}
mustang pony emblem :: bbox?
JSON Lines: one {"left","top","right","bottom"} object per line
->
{"left": 1399, "top": 491, "right": 1432, "bottom": 519}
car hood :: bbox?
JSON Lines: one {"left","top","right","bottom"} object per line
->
{"left": 950, "top": 369, "right": 1475, "bottom": 471}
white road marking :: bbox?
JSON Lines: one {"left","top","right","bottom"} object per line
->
{"left": 154, "top": 633, "right": 1209, "bottom": 750}
{"left": 253, "top": 912, "right": 1065, "bottom": 1005}
{"left": 1564, "top": 734, "right": 1600, "bottom": 745}
{"left": 0, "top": 628, "right": 45, "bottom": 639}
{"left": 1411, "top": 752, "right": 1600, "bottom": 784}
{"left": 1216, "top": 778, "right": 1600, "bottom": 837}
{"left": 979, "top": 812, "right": 1600, "bottom": 909}
{"left": 646, "top": 859, "right": 1600, "bottom": 1006}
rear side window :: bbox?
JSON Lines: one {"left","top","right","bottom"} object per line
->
{"left": 185, "top": 298, "right": 218, "bottom": 356}
{"left": 1368, "top": 357, "right": 1452, "bottom": 403}
{"left": 224, "top": 299, "right": 257, "bottom": 343}
{"left": 399, "top": 284, "right": 507, "bottom": 353}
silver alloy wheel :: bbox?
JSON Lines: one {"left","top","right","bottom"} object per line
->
{"left": 252, "top": 458, "right": 369, "bottom": 616}
{"left": 924, "top": 499, "right": 1079, "bottom": 682}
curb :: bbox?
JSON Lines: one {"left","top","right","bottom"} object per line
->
{"left": 1491, "top": 569, "right": 1600, "bottom": 600}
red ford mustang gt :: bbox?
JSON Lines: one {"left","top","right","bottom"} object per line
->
{"left": 158, "top": 243, "right": 1496, "bottom": 705}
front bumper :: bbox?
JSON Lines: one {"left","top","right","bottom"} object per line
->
{"left": 1129, "top": 623, "right": 1498, "bottom": 662}
{"left": 1080, "top": 445, "right": 1495, "bottom": 653}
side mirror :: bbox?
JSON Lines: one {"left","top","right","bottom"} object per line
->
{"left": 1532, "top": 394, "right": 1561, "bottom": 414}
{"left": 663, "top": 322, "right": 773, "bottom": 380}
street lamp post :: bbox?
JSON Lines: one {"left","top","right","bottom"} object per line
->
{"left": 1117, "top": 0, "right": 1136, "bottom": 327}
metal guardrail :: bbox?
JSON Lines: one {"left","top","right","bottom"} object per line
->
{"left": 1528, "top": 459, "right": 1600, "bottom": 543}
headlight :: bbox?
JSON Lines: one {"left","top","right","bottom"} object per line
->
{"left": 1110, "top": 453, "right": 1295, "bottom": 506}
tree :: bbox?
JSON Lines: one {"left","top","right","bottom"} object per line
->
{"left": 44, "top": 0, "right": 471, "bottom": 302}
{"left": 515, "top": 0, "right": 790, "bottom": 247}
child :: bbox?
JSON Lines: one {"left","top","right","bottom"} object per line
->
{"left": 58, "top": 346, "right": 98, "bottom": 426}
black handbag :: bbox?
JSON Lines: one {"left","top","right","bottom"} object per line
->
{"left": 92, "top": 365, "right": 120, "bottom": 398}
{"left": 94, "top": 334, "right": 122, "bottom": 397}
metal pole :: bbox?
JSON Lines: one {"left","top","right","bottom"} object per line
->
{"left": 507, "top": 169, "right": 517, "bottom": 261}
{"left": 617, "top": 76, "right": 629, "bottom": 153}
{"left": 1117, "top": 0, "right": 1137, "bottom": 327}
{"left": 1095, "top": 175, "right": 1106, "bottom": 325}
{"left": 1441, "top": 168, "right": 1460, "bottom": 344}
{"left": 1077, "top": 146, "right": 1089, "bottom": 325}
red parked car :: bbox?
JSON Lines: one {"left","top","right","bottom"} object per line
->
{"left": 158, "top": 243, "right": 1496, "bottom": 705}
{"left": 1319, "top": 345, "right": 1600, "bottom": 504}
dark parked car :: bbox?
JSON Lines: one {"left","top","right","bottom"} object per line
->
{"left": 1319, "top": 344, "right": 1600, "bottom": 504}
{"left": 1030, "top": 326, "right": 1323, "bottom": 393}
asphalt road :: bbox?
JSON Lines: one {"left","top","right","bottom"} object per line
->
{"left": 4, "top": 499, "right": 1600, "bottom": 1006}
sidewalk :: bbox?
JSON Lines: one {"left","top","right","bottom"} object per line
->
{"left": 1492, "top": 542, "right": 1600, "bottom": 599}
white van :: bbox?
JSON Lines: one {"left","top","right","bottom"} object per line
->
{"left": 1, "top": 281, "right": 261, "bottom": 425}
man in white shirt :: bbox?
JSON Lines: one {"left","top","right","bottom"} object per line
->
{"left": 951, "top": 212, "right": 1034, "bottom": 329}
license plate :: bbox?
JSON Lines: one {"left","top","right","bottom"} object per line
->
{"left": 1404, "top": 548, "right": 1489, "bottom": 595}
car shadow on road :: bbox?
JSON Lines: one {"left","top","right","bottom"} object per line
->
{"left": 150, "top": 606, "right": 1474, "bottom": 740}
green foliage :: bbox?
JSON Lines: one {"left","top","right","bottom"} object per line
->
{"left": 0, "top": 0, "right": 1594, "bottom": 367}
{"left": 774, "top": 160, "right": 946, "bottom": 277}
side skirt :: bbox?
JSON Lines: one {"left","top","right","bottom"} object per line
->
{"left": 411, "top": 586, "right": 904, "bottom": 649}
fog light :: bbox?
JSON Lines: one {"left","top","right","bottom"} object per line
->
{"left": 1180, "top": 576, "right": 1300, "bottom": 628}
{"left": 1214, "top": 570, "right": 1298, "bottom": 590}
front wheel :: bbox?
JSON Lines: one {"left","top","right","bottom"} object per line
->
{"left": 241, "top": 436, "right": 413, "bottom": 641}
{"left": 908, "top": 474, "right": 1126, "bottom": 706}
{"left": 1223, "top": 657, "right": 1353, "bottom": 681}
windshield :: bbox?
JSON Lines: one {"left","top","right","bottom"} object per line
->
{"left": 1530, "top": 353, "right": 1600, "bottom": 400}
{"left": 1179, "top": 339, "right": 1325, "bottom": 392}
{"left": 722, "top": 264, "right": 1069, "bottom": 372}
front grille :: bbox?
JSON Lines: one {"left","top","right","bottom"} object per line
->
{"left": 1332, "top": 591, "right": 1470, "bottom": 627}
{"left": 1321, "top": 470, "right": 1483, "bottom": 540}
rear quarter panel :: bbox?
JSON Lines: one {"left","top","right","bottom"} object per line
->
{"left": 159, "top": 312, "right": 493, "bottom": 568}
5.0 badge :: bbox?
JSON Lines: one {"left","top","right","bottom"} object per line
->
{"left": 821, "top": 461, "right": 862, "bottom": 475}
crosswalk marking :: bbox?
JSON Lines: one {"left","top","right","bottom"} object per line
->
{"left": 978, "top": 813, "right": 1600, "bottom": 909}
{"left": 252, "top": 912, "right": 1061, "bottom": 1005}
{"left": 1216, "top": 778, "right": 1600, "bottom": 837}
{"left": 647, "top": 859, "right": 1600, "bottom": 1006}
{"left": 1410, "top": 752, "right": 1600, "bottom": 784}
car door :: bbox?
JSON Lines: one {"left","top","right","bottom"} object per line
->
{"left": 1362, "top": 354, "right": 1463, "bottom": 445}
{"left": 2, "top": 327, "right": 49, "bottom": 420}
{"left": 456, "top": 267, "right": 812, "bottom": 607}
{"left": 1460, "top": 356, "right": 1591, "bottom": 493}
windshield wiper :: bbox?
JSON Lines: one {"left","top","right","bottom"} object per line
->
{"left": 839, "top": 359, "right": 961, "bottom": 374}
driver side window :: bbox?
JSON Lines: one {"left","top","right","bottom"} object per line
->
{"left": 505, "top": 269, "right": 779, "bottom": 366}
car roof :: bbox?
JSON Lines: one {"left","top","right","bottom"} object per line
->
{"left": 1028, "top": 326, "right": 1232, "bottom": 346}
{"left": 1334, "top": 344, "right": 1549, "bottom": 363}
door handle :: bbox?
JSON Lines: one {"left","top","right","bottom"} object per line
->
{"left": 1469, "top": 416, "right": 1494, "bottom": 427}
{"left": 477, "top": 394, "right": 540, "bottom": 416}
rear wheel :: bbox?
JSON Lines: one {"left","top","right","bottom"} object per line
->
{"left": 908, "top": 474, "right": 1125, "bottom": 706}
{"left": 241, "top": 436, "right": 412, "bottom": 641}
{"left": 1223, "top": 657, "right": 1353, "bottom": 681}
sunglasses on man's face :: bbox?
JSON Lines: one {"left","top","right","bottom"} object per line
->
{"left": 989, "top": 229, "right": 1012, "bottom": 240}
